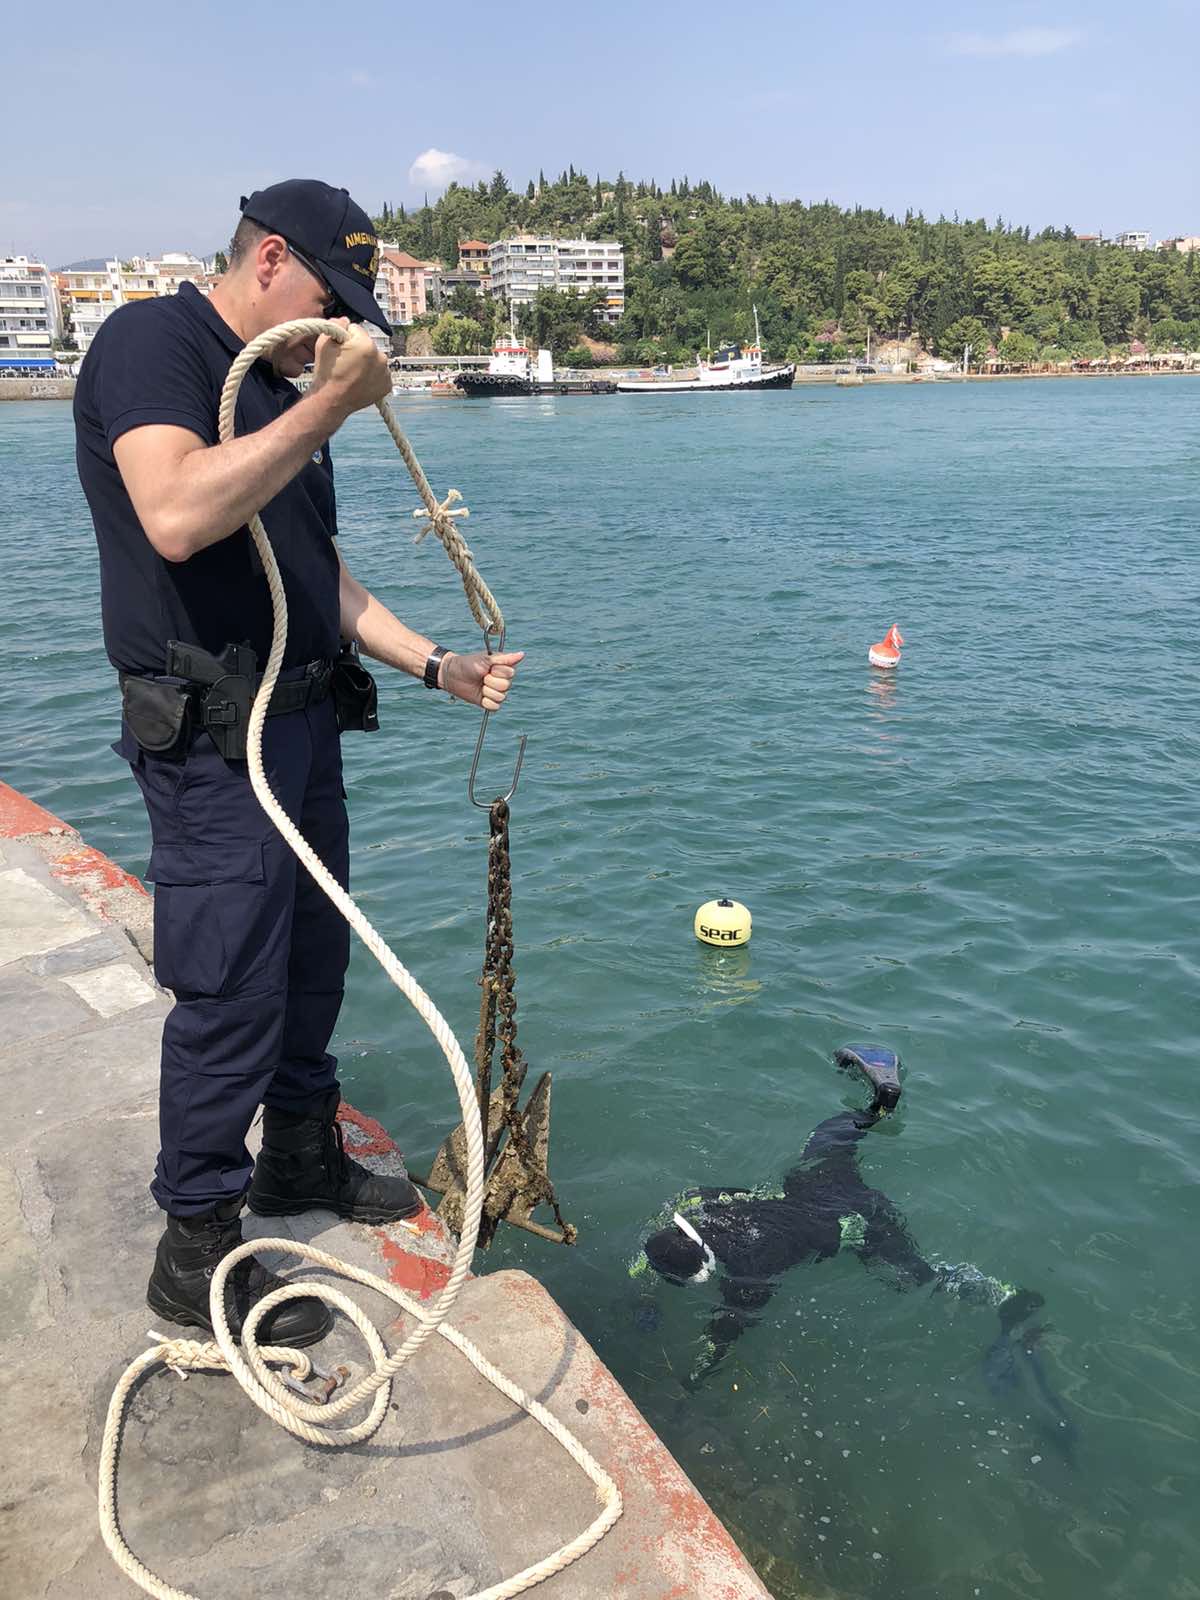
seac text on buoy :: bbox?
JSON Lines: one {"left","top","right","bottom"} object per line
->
{"left": 695, "top": 898, "right": 752, "bottom": 947}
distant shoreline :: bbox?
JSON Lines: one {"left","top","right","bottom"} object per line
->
{"left": 588, "top": 366, "right": 1200, "bottom": 387}
{"left": 831, "top": 368, "right": 1200, "bottom": 386}
{"left": 3, "top": 367, "right": 1198, "bottom": 403}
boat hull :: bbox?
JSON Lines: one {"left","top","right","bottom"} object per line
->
{"left": 455, "top": 372, "right": 617, "bottom": 397}
{"left": 616, "top": 364, "right": 796, "bottom": 393}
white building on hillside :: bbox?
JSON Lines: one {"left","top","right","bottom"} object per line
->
{"left": 1116, "top": 230, "right": 1152, "bottom": 251}
{"left": 0, "top": 257, "right": 60, "bottom": 369}
{"left": 60, "top": 254, "right": 211, "bottom": 352}
{"left": 487, "top": 236, "right": 625, "bottom": 323}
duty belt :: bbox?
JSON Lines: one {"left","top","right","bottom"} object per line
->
{"left": 120, "top": 661, "right": 332, "bottom": 719}
{"left": 119, "top": 640, "right": 333, "bottom": 762}
{"left": 186, "top": 662, "right": 332, "bottom": 721}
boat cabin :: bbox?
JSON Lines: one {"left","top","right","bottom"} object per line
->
{"left": 487, "top": 335, "right": 532, "bottom": 377}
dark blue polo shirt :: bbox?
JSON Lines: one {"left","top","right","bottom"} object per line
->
{"left": 74, "top": 281, "right": 340, "bottom": 676}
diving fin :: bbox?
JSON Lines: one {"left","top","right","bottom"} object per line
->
{"left": 834, "top": 1043, "right": 902, "bottom": 1110}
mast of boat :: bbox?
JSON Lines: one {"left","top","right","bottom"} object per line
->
{"left": 753, "top": 303, "right": 762, "bottom": 353}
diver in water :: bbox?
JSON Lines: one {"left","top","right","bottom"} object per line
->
{"left": 636, "top": 1045, "right": 1067, "bottom": 1447}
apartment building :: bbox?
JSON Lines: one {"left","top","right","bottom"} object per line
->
{"left": 1116, "top": 231, "right": 1152, "bottom": 252}
{"left": 0, "top": 256, "right": 60, "bottom": 368}
{"left": 487, "top": 236, "right": 625, "bottom": 323}
{"left": 57, "top": 264, "right": 120, "bottom": 352}
{"left": 374, "top": 249, "right": 431, "bottom": 327}
{"left": 426, "top": 268, "right": 485, "bottom": 311}
{"left": 457, "top": 240, "right": 491, "bottom": 290}
{"left": 60, "top": 254, "right": 210, "bottom": 352}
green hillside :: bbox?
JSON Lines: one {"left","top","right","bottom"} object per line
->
{"left": 374, "top": 169, "right": 1200, "bottom": 366}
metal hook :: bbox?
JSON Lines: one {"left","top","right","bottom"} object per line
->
{"left": 467, "top": 626, "right": 527, "bottom": 809}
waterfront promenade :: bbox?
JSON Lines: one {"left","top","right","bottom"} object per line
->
{"left": 0, "top": 778, "right": 771, "bottom": 1600}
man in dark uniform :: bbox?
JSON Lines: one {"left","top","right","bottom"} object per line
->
{"left": 74, "top": 179, "right": 523, "bottom": 1347}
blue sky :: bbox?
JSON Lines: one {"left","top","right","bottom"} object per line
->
{"left": 9, "top": 0, "right": 1198, "bottom": 265}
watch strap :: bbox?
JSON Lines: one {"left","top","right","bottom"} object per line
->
{"left": 422, "top": 644, "right": 448, "bottom": 690}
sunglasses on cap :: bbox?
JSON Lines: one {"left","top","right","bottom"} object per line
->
{"left": 285, "top": 240, "right": 362, "bottom": 324}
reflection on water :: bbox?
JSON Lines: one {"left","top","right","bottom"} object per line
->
{"left": 862, "top": 671, "right": 903, "bottom": 764}
{"left": 693, "top": 945, "right": 762, "bottom": 1010}
{"left": 866, "top": 673, "right": 899, "bottom": 710}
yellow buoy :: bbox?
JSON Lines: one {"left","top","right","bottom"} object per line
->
{"left": 694, "top": 898, "right": 752, "bottom": 947}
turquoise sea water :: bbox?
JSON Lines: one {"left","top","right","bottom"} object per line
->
{"left": 2, "top": 380, "right": 1197, "bottom": 1599}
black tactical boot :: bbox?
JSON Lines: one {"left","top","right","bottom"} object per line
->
{"left": 248, "top": 1089, "right": 423, "bottom": 1224}
{"left": 146, "top": 1196, "right": 333, "bottom": 1348}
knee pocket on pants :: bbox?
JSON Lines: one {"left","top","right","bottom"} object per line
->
{"left": 148, "top": 839, "right": 273, "bottom": 997}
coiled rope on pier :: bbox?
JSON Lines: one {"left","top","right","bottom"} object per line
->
{"left": 98, "top": 318, "right": 622, "bottom": 1599}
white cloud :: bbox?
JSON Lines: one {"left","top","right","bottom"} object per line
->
{"left": 945, "top": 26, "right": 1083, "bottom": 56}
{"left": 407, "top": 148, "right": 489, "bottom": 192}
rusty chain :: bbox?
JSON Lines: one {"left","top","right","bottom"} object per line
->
{"left": 476, "top": 799, "right": 575, "bottom": 1246}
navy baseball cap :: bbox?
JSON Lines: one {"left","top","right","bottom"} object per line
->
{"left": 239, "top": 179, "right": 389, "bottom": 333}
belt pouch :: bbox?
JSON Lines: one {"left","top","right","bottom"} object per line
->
{"left": 331, "top": 646, "right": 380, "bottom": 734}
{"left": 121, "top": 676, "right": 193, "bottom": 759}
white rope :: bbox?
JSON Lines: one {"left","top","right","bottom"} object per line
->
{"left": 99, "top": 318, "right": 621, "bottom": 1597}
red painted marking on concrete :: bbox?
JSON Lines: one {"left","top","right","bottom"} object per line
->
{"left": 339, "top": 1100, "right": 458, "bottom": 1280}
{"left": 404, "top": 1203, "right": 444, "bottom": 1238}
{"left": 493, "top": 1272, "right": 767, "bottom": 1597}
{"left": 578, "top": 1350, "right": 763, "bottom": 1594}
{"left": 51, "top": 846, "right": 146, "bottom": 896}
{"left": 335, "top": 1101, "right": 396, "bottom": 1158}
{"left": 0, "top": 782, "right": 69, "bottom": 839}
{"left": 375, "top": 1232, "right": 452, "bottom": 1300}
{"left": 500, "top": 1268, "right": 570, "bottom": 1335}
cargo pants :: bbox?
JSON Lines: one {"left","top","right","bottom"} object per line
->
{"left": 118, "top": 693, "right": 349, "bottom": 1215}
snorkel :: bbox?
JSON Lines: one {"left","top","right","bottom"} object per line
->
{"left": 633, "top": 1208, "right": 719, "bottom": 1288}
{"left": 671, "top": 1211, "right": 718, "bottom": 1284}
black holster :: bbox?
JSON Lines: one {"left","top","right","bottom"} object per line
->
{"left": 119, "top": 640, "right": 257, "bottom": 762}
{"left": 331, "top": 642, "right": 379, "bottom": 734}
{"left": 165, "top": 640, "right": 257, "bottom": 760}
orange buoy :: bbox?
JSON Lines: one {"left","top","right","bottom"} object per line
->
{"left": 868, "top": 625, "right": 904, "bottom": 669}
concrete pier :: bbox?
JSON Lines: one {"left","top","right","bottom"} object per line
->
{"left": 0, "top": 780, "right": 771, "bottom": 1600}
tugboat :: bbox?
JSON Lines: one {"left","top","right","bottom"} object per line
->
{"left": 454, "top": 324, "right": 616, "bottom": 397}
{"left": 617, "top": 306, "right": 794, "bottom": 393}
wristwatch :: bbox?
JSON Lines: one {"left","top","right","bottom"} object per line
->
{"left": 422, "top": 644, "right": 448, "bottom": 690}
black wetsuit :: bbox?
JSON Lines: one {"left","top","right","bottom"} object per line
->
{"left": 681, "top": 1104, "right": 938, "bottom": 1372}
{"left": 647, "top": 1087, "right": 1074, "bottom": 1457}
